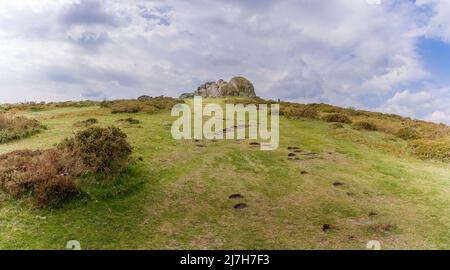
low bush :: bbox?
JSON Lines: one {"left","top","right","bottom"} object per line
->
{"left": 59, "top": 126, "right": 132, "bottom": 175}
{"left": 224, "top": 97, "right": 270, "bottom": 106}
{"left": 34, "top": 175, "right": 78, "bottom": 207}
{"left": 0, "top": 126, "right": 132, "bottom": 207}
{"left": 74, "top": 118, "right": 98, "bottom": 127}
{"left": 0, "top": 149, "right": 78, "bottom": 207}
{"left": 395, "top": 127, "right": 420, "bottom": 140}
{"left": 102, "top": 96, "right": 183, "bottom": 114}
{"left": 281, "top": 105, "right": 318, "bottom": 119}
{"left": 0, "top": 114, "right": 45, "bottom": 144}
{"left": 321, "top": 113, "right": 352, "bottom": 124}
{"left": 352, "top": 121, "right": 378, "bottom": 131}
{"left": 0, "top": 100, "right": 98, "bottom": 112}
{"left": 408, "top": 139, "right": 450, "bottom": 161}
{"left": 118, "top": 118, "right": 141, "bottom": 125}
{"left": 111, "top": 104, "right": 142, "bottom": 114}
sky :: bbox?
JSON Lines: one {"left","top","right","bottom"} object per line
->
{"left": 0, "top": 0, "right": 450, "bottom": 124}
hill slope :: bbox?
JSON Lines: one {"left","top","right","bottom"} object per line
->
{"left": 0, "top": 100, "right": 449, "bottom": 249}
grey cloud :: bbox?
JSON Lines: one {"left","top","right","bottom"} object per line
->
{"left": 48, "top": 69, "right": 85, "bottom": 85}
{"left": 270, "top": 62, "right": 325, "bottom": 100}
{"left": 60, "top": 0, "right": 119, "bottom": 27}
{"left": 1, "top": 0, "right": 449, "bottom": 123}
{"left": 69, "top": 31, "right": 110, "bottom": 49}
{"left": 82, "top": 89, "right": 105, "bottom": 99}
{"left": 138, "top": 5, "right": 172, "bottom": 26}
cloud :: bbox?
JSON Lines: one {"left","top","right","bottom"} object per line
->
{"left": 82, "top": 88, "right": 105, "bottom": 99}
{"left": 68, "top": 31, "right": 110, "bottom": 49}
{"left": 380, "top": 87, "right": 450, "bottom": 124}
{"left": 138, "top": 5, "right": 173, "bottom": 26}
{"left": 0, "top": 0, "right": 449, "bottom": 123}
{"left": 416, "top": 0, "right": 450, "bottom": 42}
{"left": 59, "top": 0, "right": 120, "bottom": 27}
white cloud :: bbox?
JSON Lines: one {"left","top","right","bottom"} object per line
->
{"left": 416, "top": 0, "right": 450, "bottom": 42}
{"left": 380, "top": 87, "right": 450, "bottom": 124}
{"left": 0, "top": 0, "right": 449, "bottom": 123}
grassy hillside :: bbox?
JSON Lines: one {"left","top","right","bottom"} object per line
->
{"left": 0, "top": 99, "right": 449, "bottom": 249}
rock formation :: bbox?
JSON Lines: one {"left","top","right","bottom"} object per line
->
{"left": 179, "top": 76, "right": 256, "bottom": 98}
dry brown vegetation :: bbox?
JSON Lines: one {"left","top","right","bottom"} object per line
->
{"left": 0, "top": 126, "right": 132, "bottom": 207}
{"left": 0, "top": 100, "right": 98, "bottom": 112}
{"left": 0, "top": 113, "right": 45, "bottom": 143}
{"left": 321, "top": 113, "right": 353, "bottom": 124}
{"left": 100, "top": 96, "right": 184, "bottom": 114}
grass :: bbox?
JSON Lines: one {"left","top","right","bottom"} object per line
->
{"left": 0, "top": 101, "right": 449, "bottom": 249}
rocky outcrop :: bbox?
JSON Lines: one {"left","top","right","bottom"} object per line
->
{"left": 179, "top": 76, "right": 256, "bottom": 98}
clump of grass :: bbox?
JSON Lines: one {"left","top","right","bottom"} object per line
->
{"left": 395, "top": 127, "right": 420, "bottom": 140}
{"left": 321, "top": 113, "right": 352, "bottom": 124}
{"left": 0, "top": 126, "right": 132, "bottom": 207}
{"left": 101, "top": 96, "right": 183, "bottom": 114}
{"left": 408, "top": 139, "right": 450, "bottom": 162}
{"left": 74, "top": 118, "right": 99, "bottom": 127}
{"left": 352, "top": 121, "right": 378, "bottom": 131}
{"left": 0, "top": 113, "right": 45, "bottom": 144}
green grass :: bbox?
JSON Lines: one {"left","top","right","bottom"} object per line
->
{"left": 0, "top": 102, "right": 449, "bottom": 250}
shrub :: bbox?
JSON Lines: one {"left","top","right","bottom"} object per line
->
{"left": 0, "top": 126, "right": 132, "bottom": 207}
{"left": 224, "top": 97, "right": 269, "bottom": 105}
{"left": 282, "top": 105, "right": 318, "bottom": 119}
{"left": 395, "top": 127, "right": 420, "bottom": 140}
{"left": 321, "top": 113, "right": 352, "bottom": 124}
{"left": 111, "top": 104, "right": 142, "bottom": 114}
{"left": 102, "top": 97, "right": 183, "bottom": 114}
{"left": 74, "top": 118, "right": 98, "bottom": 127}
{"left": 0, "top": 114, "right": 45, "bottom": 144}
{"left": 33, "top": 175, "right": 78, "bottom": 207}
{"left": 0, "top": 100, "right": 98, "bottom": 112}
{"left": 408, "top": 139, "right": 450, "bottom": 161}
{"left": 59, "top": 126, "right": 132, "bottom": 174}
{"left": 0, "top": 149, "right": 78, "bottom": 207}
{"left": 118, "top": 118, "right": 141, "bottom": 125}
{"left": 352, "top": 121, "right": 378, "bottom": 131}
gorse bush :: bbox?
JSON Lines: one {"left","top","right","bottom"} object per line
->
{"left": 321, "top": 113, "right": 352, "bottom": 124}
{"left": 0, "top": 126, "right": 132, "bottom": 207}
{"left": 59, "top": 126, "right": 132, "bottom": 175}
{"left": 395, "top": 127, "right": 420, "bottom": 140}
{"left": 74, "top": 118, "right": 99, "bottom": 127}
{"left": 352, "top": 121, "right": 378, "bottom": 131}
{"left": 408, "top": 139, "right": 450, "bottom": 162}
{"left": 0, "top": 113, "right": 45, "bottom": 143}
